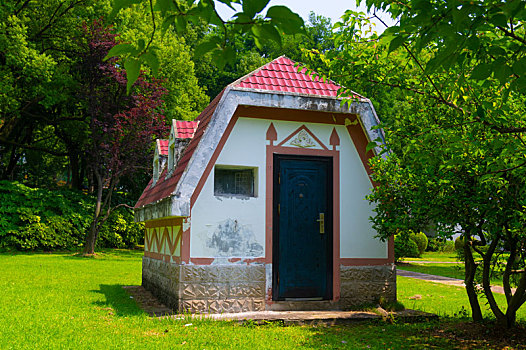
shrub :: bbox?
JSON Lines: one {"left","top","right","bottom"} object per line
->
{"left": 411, "top": 231, "right": 428, "bottom": 255}
{"left": 427, "top": 237, "right": 444, "bottom": 252}
{"left": 394, "top": 233, "right": 420, "bottom": 261}
{"left": 98, "top": 209, "right": 144, "bottom": 248}
{"left": 441, "top": 240, "right": 456, "bottom": 252}
{"left": 0, "top": 181, "right": 142, "bottom": 251}
{"left": 454, "top": 236, "right": 465, "bottom": 251}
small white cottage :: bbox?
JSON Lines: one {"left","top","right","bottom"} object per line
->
{"left": 134, "top": 56, "right": 395, "bottom": 313}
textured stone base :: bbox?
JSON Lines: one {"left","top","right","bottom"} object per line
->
{"left": 339, "top": 265, "right": 396, "bottom": 308}
{"left": 143, "top": 257, "right": 396, "bottom": 313}
{"left": 142, "top": 257, "right": 265, "bottom": 313}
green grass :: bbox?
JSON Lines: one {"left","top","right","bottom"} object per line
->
{"left": 401, "top": 251, "right": 459, "bottom": 262}
{"left": 398, "top": 276, "right": 526, "bottom": 321}
{"left": 0, "top": 249, "right": 524, "bottom": 349}
{"left": 398, "top": 251, "right": 505, "bottom": 286}
{"left": 398, "top": 263, "right": 465, "bottom": 280}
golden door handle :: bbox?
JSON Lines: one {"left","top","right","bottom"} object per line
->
{"left": 316, "top": 213, "right": 325, "bottom": 234}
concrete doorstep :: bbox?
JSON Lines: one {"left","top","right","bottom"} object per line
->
{"left": 123, "top": 286, "right": 437, "bottom": 325}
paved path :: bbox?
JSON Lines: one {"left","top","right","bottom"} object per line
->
{"left": 397, "top": 269, "right": 511, "bottom": 294}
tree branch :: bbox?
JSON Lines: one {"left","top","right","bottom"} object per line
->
{"left": 14, "top": 0, "right": 31, "bottom": 16}
{"left": 496, "top": 25, "right": 526, "bottom": 45}
{"left": 33, "top": 0, "right": 86, "bottom": 39}
{"left": 0, "top": 137, "right": 67, "bottom": 157}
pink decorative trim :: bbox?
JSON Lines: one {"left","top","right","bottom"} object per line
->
{"left": 181, "top": 217, "right": 191, "bottom": 263}
{"left": 190, "top": 115, "right": 240, "bottom": 206}
{"left": 190, "top": 257, "right": 215, "bottom": 265}
{"left": 266, "top": 129, "right": 340, "bottom": 302}
{"left": 276, "top": 124, "right": 329, "bottom": 150}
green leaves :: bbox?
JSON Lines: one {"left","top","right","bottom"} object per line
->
{"left": 266, "top": 5, "right": 305, "bottom": 35}
{"left": 110, "top": 0, "right": 143, "bottom": 18}
{"left": 194, "top": 36, "right": 222, "bottom": 58}
{"left": 366, "top": 141, "right": 378, "bottom": 153}
{"left": 388, "top": 35, "right": 405, "bottom": 53}
{"left": 251, "top": 23, "right": 281, "bottom": 48}
{"left": 104, "top": 42, "right": 160, "bottom": 92}
{"left": 471, "top": 63, "right": 492, "bottom": 80}
{"left": 512, "top": 57, "right": 526, "bottom": 76}
{"left": 113, "top": 0, "right": 305, "bottom": 91}
{"left": 141, "top": 51, "right": 159, "bottom": 76}
{"left": 104, "top": 43, "right": 138, "bottom": 61}
{"left": 243, "top": 0, "right": 270, "bottom": 17}
{"left": 124, "top": 58, "right": 141, "bottom": 93}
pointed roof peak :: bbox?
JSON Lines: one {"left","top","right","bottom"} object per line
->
{"left": 231, "top": 56, "right": 363, "bottom": 99}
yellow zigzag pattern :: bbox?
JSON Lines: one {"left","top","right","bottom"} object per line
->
{"left": 145, "top": 226, "right": 182, "bottom": 256}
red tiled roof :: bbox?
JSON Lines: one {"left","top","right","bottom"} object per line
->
{"left": 134, "top": 90, "right": 225, "bottom": 209}
{"left": 158, "top": 139, "right": 169, "bottom": 156}
{"left": 135, "top": 57, "right": 357, "bottom": 212}
{"left": 234, "top": 56, "right": 342, "bottom": 97}
{"left": 175, "top": 120, "right": 198, "bottom": 139}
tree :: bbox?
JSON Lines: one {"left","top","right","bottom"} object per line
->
{"left": 1, "top": 0, "right": 207, "bottom": 189}
{"left": 79, "top": 21, "right": 168, "bottom": 255}
{"left": 312, "top": 1, "right": 526, "bottom": 327}
{"left": 115, "top": 3, "right": 209, "bottom": 120}
{"left": 107, "top": 0, "right": 306, "bottom": 88}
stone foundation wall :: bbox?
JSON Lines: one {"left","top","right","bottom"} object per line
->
{"left": 142, "top": 257, "right": 265, "bottom": 313}
{"left": 339, "top": 265, "right": 396, "bottom": 308}
{"left": 142, "top": 256, "right": 181, "bottom": 310}
{"left": 143, "top": 257, "right": 396, "bottom": 313}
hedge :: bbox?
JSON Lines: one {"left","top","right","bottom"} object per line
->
{"left": 0, "top": 181, "right": 143, "bottom": 251}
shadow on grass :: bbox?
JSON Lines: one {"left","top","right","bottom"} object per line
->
{"left": 61, "top": 248, "right": 144, "bottom": 261}
{"left": 91, "top": 284, "right": 146, "bottom": 317}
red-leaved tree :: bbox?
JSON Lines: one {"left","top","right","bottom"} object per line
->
{"left": 78, "top": 20, "right": 168, "bottom": 255}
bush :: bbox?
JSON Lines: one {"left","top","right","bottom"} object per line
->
{"left": 0, "top": 181, "right": 143, "bottom": 251}
{"left": 394, "top": 233, "right": 420, "bottom": 261}
{"left": 427, "top": 237, "right": 444, "bottom": 252}
{"left": 441, "top": 240, "right": 456, "bottom": 252}
{"left": 98, "top": 209, "right": 144, "bottom": 248}
{"left": 411, "top": 231, "right": 428, "bottom": 255}
{"left": 454, "top": 236, "right": 465, "bottom": 251}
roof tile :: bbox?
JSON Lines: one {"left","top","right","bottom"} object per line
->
{"left": 135, "top": 89, "right": 225, "bottom": 209}
{"left": 136, "top": 56, "right": 359, "bottom": 211}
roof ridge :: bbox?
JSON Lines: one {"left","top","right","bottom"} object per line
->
{"left": 230, "top": 55, "right": 365, "bottom": 99}
{"left": 228, "top": 56, "right": 286, "bottom": 88}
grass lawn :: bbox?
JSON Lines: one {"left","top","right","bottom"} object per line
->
{"left": 400, "top": 251, "right": 459, "bottom": 262}
{"left": 398, "top": 276, "right": 526, "bottom": 320}
{"left": 0, "top": 249, "right": 525, "bottom": 349}
{"left": 397, "top": 251, "right": 506, "bottom": 286}
{"left": 398, "top": 263, "right": 465, "bottom": 280}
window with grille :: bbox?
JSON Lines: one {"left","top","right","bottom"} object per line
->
{"left": 214, "top": 166, "right": 256, "bottom": 197}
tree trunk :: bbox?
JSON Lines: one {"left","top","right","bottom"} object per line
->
{"left": 463, "top": 237, "right": 483, "bottom": 321}
{"left": 69, "top": 153, "right": 83, "bottom": 190}
{"left": 480, "top": 235, "right": 505, "bottom": 324}
{"left": 503, "top": 269, "right": 526, "bottom": 328}
{"left": 5, "top": 144, "right": 20, "bottom": 180}
{"left": 83, "top": 170, "right": 103, "bottom": 255}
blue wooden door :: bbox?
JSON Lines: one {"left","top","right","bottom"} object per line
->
{"left": 273, "top": 155, "right": 332, "bottom": 300}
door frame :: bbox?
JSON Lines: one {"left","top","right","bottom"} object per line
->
{"left": 272, "top": 154, "right": 334, "bottom": 301}
{"left": 265, "top": 123, "right": 342, "bottom": 304}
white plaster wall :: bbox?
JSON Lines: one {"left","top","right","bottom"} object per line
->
{"left": 190, "top": 117, "right": 387, "bottom": 259}
{"left": 190, "top": 118, "right": 269, "bottom": 258}
{"left": 336, "top": 125, "right": 387, "bottom": 258}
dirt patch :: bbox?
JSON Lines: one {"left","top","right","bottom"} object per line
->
{"left": 426, "top": 321, "right": 526, "bottom": 349}
{"left": 122, "top": 285, "right": 173, "bottom": 316}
